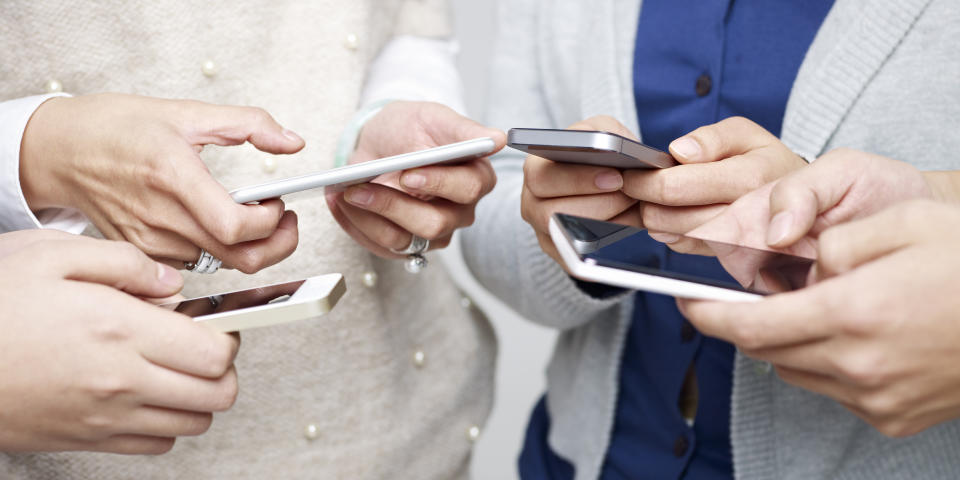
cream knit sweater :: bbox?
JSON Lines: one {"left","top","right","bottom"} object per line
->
{"left": 0, "top": 1, "right": 494, "bottom": 478}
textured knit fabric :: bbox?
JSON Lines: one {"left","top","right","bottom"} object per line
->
{"left": 461, "top": 0, "right": 960, "bottom": 479}
{"left": 0, "top": 1, "right": 495, "bottom": 479}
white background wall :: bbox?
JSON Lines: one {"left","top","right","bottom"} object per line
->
{"left": 442, "top": 1, "right": 560, "bottom": 479}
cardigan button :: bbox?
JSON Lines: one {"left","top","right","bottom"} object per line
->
{"left": 201, "top": 59, "right": 218, "bottom": 78}
{"left": 304, "top": 423, "right": 319, "bottom": 441}
{"left": 467, "top": 425, "right": 481, "bottom": 442}
{"left": 695, "top": 74, "right": 712, "bottom": 97}
{"left": 44, "top": 79, "right": 63, "bottom": 93}
{"left": 362, "top": 271, "right": 378, "bottom": 288}
{"left": 412, "top": 349, "right": 426, "bottom": 368}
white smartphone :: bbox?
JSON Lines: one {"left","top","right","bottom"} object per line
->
{"left": 549, "top": 213, "right": 814, "bottom": 302}
{"left": 507, "top": 128, "right": 676, "bottom": 169}
{"left": 230, "top": 137, "right": 497, "bottom": 204}
{"left": 163, "top": 273, "right": 346, "bottom": 332}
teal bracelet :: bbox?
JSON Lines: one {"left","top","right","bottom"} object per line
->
{"left": 333, "top": 99, "right": 396, "bottom": 168}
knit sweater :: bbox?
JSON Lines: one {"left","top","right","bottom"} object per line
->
{"left": 0, "top": 1, "right": 494, "bottom": 478}
{"left": 462, "top": 0, "right": 960, "bottom": 478}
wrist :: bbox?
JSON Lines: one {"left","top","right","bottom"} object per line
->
{"left": 333, "top": 99, "right": 395, "bottom": 168}
{"left": 20, "top": 96, "right": 71, "bottom": 210}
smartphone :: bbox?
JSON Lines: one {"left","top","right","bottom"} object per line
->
{"left": 230, "top": 137, "right": 497, "bottom": 204}
{"left": 163, "top": 273, "right": 346, "bottom": 332}
{"left": 549, "top": 213, "right": 814, "bottom": 302}
{"left": 507, "top": 128, "right": 676, "bottom": 169}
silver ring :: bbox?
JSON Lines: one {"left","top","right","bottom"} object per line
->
{"left": 191, "top": 249, "right": 222, "bottom": 274}
{"left": 390, "top": 235, "right": 430, "bottom": 255}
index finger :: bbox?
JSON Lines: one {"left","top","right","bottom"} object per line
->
{"left": 621, "top": 154, "right": 768, "bottom": 206}
{"left": 678, "top": 285, "right": 836, "bottom": 350}
{"left": 524, "top": 154, "right": 624, "bottom": 198}
{"left": 399, "top": 158, "right": 497, "bottom": 204}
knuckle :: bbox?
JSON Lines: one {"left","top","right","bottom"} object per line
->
{"left": 654, "top": 173, "right": 683, "bottom": 205}
{"left": 418, "top": 212, "right": 449, "bottom": 240}
{"left": 86, "top": 374, "right": 133, "bottom": 402}
{"left": 460, "top": 178, "right": 485, "bottom": 203}
{"left": 382, "top": 226, "right": 410, "bottom": 250}
{"left": 211, "top": 214, "right": 244, "bottom": 245}
{"left": 200, "top": 337, "right": 236, "bottom": 378}
{"left": 730, "top": 321, "right": 764, "bottom": 350}
{"left": 89, "top": 316, "right": 134, "bottom": 343}
{"left": 246, "top": 106, "right": 273, "bottom": 125}
{"left": 872, "top": 419, "right": 913, "bottom": 439}
{"left": 211, "top": 370, "right": 240, "bottom": 412}
{"left": 837, "top": 352, "right": 884, "bottom": 386}
{"left": 858, "top": 391, "right": 902, "bottom": 419}
{"left": 230, "top": 247, "right": 266, "bottom": 274}
{"left": 183, "top": 413, "right": 214, "bottom": 436}
{"left": 145, "top": 438, "right": 177, "bottom": 455}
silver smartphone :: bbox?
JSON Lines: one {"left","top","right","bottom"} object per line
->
{"left": 507, "top": 128, "right": 676, "bottom": 169}
{"left": 550, "top": 213, "right": 814, "bottom": 302}
{"left": 163, "top": 274, "right": 346, "bottom": 332}
{"left": 230, "top": 137, "right": 497, "bottom": 204}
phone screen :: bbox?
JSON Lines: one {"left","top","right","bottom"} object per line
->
{"left": 162, "top": 279, "right": 306, "bottom": 318}
{"left": 555, "top": 213, "right": 815, "bottom": 295}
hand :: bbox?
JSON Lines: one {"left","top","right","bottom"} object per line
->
{"left": 686, "top": 149, "right": 934, "bottom": 286}
{"left": 520, "top": 116, "right": 642, "bottom": 268}
{"left": 680, "top": 200, "right": 960, "bottom": 437}
{"left": 20, "top": 94, "right": 305, "bottom": 273}
{"left": 0, "top": 231, "right": 241, "bottom": 454}
{"left": 622, "top": 117, "right": 807, "bottom": 254}
{"left": 325, "top": 101, "right": 504, "bottom": 258}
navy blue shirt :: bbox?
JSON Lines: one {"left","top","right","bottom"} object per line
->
{"left": 519, "top": 1, "right": 834, "bottom": 479}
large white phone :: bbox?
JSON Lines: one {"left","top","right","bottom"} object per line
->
{"left": 549, "top": 213, "right": 814, "bottom": 302}
{"left": 164, "top": 274, "right": 347, "bottom": 332}
{"left": 230, "top": 138, "right": 497, "bottom": 204}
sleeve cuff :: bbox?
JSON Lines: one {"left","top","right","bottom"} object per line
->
{"left": 0, "top": 94, "right": 88, "bottom": 234}
{"left": 359, "top": 35, "right": 466, "bottom": 114}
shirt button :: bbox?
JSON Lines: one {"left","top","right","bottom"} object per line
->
{"left": 673, "top": 434, "right": 690, "bottom": 458}
{"left": 44, "top": 79, "right": 63, "bottom": 93}
{"left": 201, "top": 59, "right": 218, "bottom": 78}
{"left": 304, "top": 423, "right": 319, "bottom": 441}
{"left": 680, "top": 321, "right": 696, "bottom": 342}
{"left": 460, "top": 296, "right": 473, "bottom": 310}
{"left": 695, "top": 74, "right": 712, "bottom": 97}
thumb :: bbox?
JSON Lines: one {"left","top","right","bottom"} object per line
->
{"left": 181, "top": 102, "right": 306, "bottom": 155}
{"left": 423, "top": 103, "right": 507, "bottom": 152}
{"left": 668, "top": 116, "right": 779, "bottom": 164}
{"left": 764, "top": 154, "right": 857, "bottom": 248}
{"left": 35, "top": 238, "right": 184, "bottom": 298}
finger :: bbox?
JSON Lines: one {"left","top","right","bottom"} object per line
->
{"left": 774, "top": 365, "right": 858, "bottom": 406}
{"left": 137, "top": 365, "right": 239, "bottom": 413}
{"left": 342, "top": 183, "right": 473, "bottom": 241}
{"left": 215, "top": 210, "right": 299, "bottom": 274}
{"left": 814, "top": 201, "right": 928, "bottom": 278}
{"left": 523, "top": 154, "right": 624, "bottom": 198}
{"left": 179, "top": 102, "right": 305, "bottom": 155}
{"left": 668, "top": 116, "right": 779, "bottom": 164}
{"left": 115, "top": 406, "right": 213, "bottom": 438}
{"left": 338, "top": 200, "right": 413, "bottom": 252}
{"left": 521, "top": 189, "right": 637, "bottom": 236}
{"left": 677, "top": 286, "right": 837, "bottom": 349}
{"left": 568, "top": 116, "right": 639, "bottom": 140}
{"left": 414, "top": 103, "right": 507, "bottom": 151}
{"left": 640, "top": 203, "right": 727, "bottom": 235}
{"left": 621, "top": 155, "right": 772, "bottom": 206}
{"left": 174, "top": 160, "right": 288, "bottom": 245}
{"left": 0, "top": 229, "right": 77, "bottom": 258}
{"left": 399, "top": 158, "right": 497, "bottom": 204}
{"left": 764, "top": 160, "right": 854, "bottom": 248}
{"left": 135, "top": 307, "right": 241, "bottom": 380}
{"left": 89, "top": 435, "right": 176, "bottom": 455}
{"left": 31, "top": 239, "right": 183, "bottom": 298}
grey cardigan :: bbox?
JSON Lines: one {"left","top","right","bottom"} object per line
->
{"left": 462, "top": 0, "right": 960, "bottom": 478}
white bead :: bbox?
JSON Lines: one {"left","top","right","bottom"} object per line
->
{"left": 261, "top": 157, "right": 278, "bottom": 174}
{"left": 467, "top": 425, "right": 481, "bottom": 442}
{"left": 344, "top": 33, "right": 359, "bottom": 50}
{"left": 460, "top": 296, "right": 473, "bottom": 310}
{"left": 412, "top": 350, "right": 426, "bottom": 368}
{"left": 304, "top": 423, "right": 319, "bottom": 440}
{"left": 201, "top": 59, "right": 218, "bottom": 78}
{"left": 362, "top": 271, "right": 378, "bottom": 288}
{"left": 404, "top": 255, "right": 427, "bottom": 274}
{"left": 44, "top": 79, "right": 63, "bottom": 93}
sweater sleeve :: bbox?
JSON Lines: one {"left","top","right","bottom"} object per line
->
{"left": 460, "top": 0, "right": 628, "bottom": 331}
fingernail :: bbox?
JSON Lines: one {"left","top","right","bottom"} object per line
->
{"left": 649, "top": 232, "right": 681, "bottom": 244}
{"left": 766, "top": 211, "right": 794, "bottom": 246}
{"left": 157, "top": 263, "right": 182, "bottom": 288}
{"left": 345, "top": 186, "right": 374, "bottom": 207}
{"left": 595, "top": 172, "right": 623, "bottom": 190}
{"left": 402, "top": 173, "right": 427, "bottom": 189}
{"left": 282, "top": 129, "right": 303, "bottom": 143}
{"left": 671, "top": 137, "right": 701, "bottom": 161}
